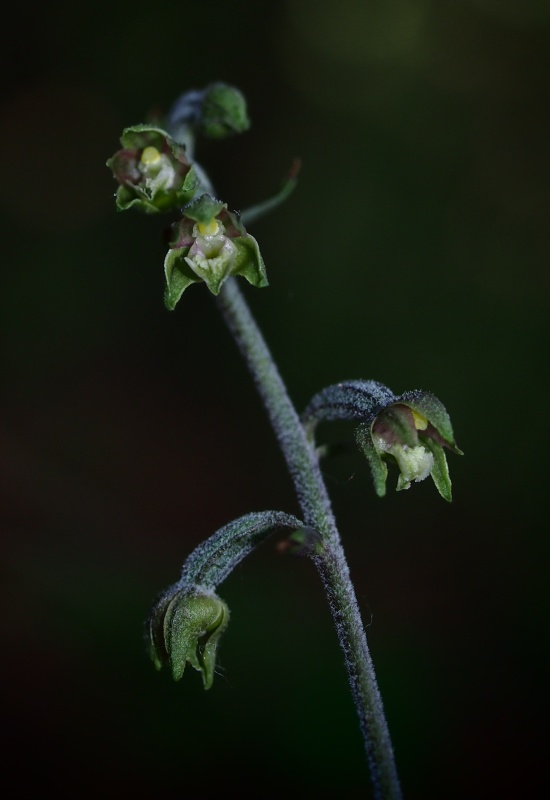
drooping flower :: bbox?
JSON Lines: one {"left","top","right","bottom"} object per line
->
{"left": 146, "top": 511, "right": 306, "bottom": 688}
{"left": 302, "top": 380, "right": 463, "bottom": 501}
{"left": 164, "top": 193, "right": 268, "bottom": 309}
{"left": 147, "top": 587, "right": 229, "bottom": 690}
{"left": 106, "top": 125, "right": 199, "bottom": 213}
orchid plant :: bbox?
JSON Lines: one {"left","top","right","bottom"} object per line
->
{"left": 107, "top": 83, "right": 462, "bottom": 800}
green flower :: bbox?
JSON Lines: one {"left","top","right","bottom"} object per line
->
{"left": 302, "top": 381, "right": 463, "bottom": 502}
{"left": 164, "top": 193, "right": 268, "bottom": 309}
{"left": 359, "top": 391, "right": 462, "bottom": 501}
{"left": 147, "top": 587, "right": 229, "bottom": 690}
{"left": 106, "top": 125, "right": 199, "bottom": 213}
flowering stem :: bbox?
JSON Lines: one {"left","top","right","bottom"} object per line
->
{"left": 215, "top": 276, "right": 403, "bottom": 800}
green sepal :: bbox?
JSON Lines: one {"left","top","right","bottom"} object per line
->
{"left": 400, "top": 390, "right": 463, "bottom": 454}
{"left": 147, "top": 588, "right": 229, "bottom": 688}
{"left": 164, "top": 591, "right": 230, "bottom": 688}
{"left": 163, "top": 247, "right": 201, "bottom": 310}
{"left": 355, "top": 422, "right": 388, "bottom": 497}
{"left": 113, "top": 166, "right": 199, "bottom": 214}
{"left": 421, "top": 435, "right": 453, "bottom": 502}
{"left": 183, "top": 194, "right": 229, "bottom": 226}
{"left": 147, "top": 589, "right": 172, "bottom": 672}
{"left": 118, "top": 123, "right": 177, "bottom": 151}
{"left": 232, "top": 235, "right": 268, "bottom": 289}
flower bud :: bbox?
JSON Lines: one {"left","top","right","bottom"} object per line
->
{"left": 147, "top": 587, "right": 229, "bottom": 689}
{"left": 166, "top": 83, "right": 250, "bottom": 142}
{"left": 200, "top": 83, "right": 250, "bottom": 139}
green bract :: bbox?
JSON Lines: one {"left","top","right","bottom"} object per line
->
{"left": 147, "top": 588, "right": 229, "bottom": 689}
{"left": 164, "top": 193, "right": 268, "bottom": 309}
{"left": 106, "top": 125, "right": 199, "bottom": 213}
{"left": 302, "top": 380, "right": 463, "bottom": 502}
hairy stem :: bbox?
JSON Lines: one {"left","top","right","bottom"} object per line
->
{"left": 215, "top": 276, "right": 402, "bottom": 800}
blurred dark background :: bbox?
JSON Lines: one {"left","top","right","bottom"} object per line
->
{"left": 1, "top": 1, "right": 547, "bottom": 797}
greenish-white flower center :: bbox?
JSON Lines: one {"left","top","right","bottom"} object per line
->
{"left": 184, "top": 220, "right": 237, "bottom": 290}
{"left": 138, "top": 146, "right": 177, "bottom": 193}
{"left": 374, "top": 436, "right": 434, "bottom": 491}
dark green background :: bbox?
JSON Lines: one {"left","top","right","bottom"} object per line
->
{"left": 1, "top": 1, "right": 547, "bottom": 797}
